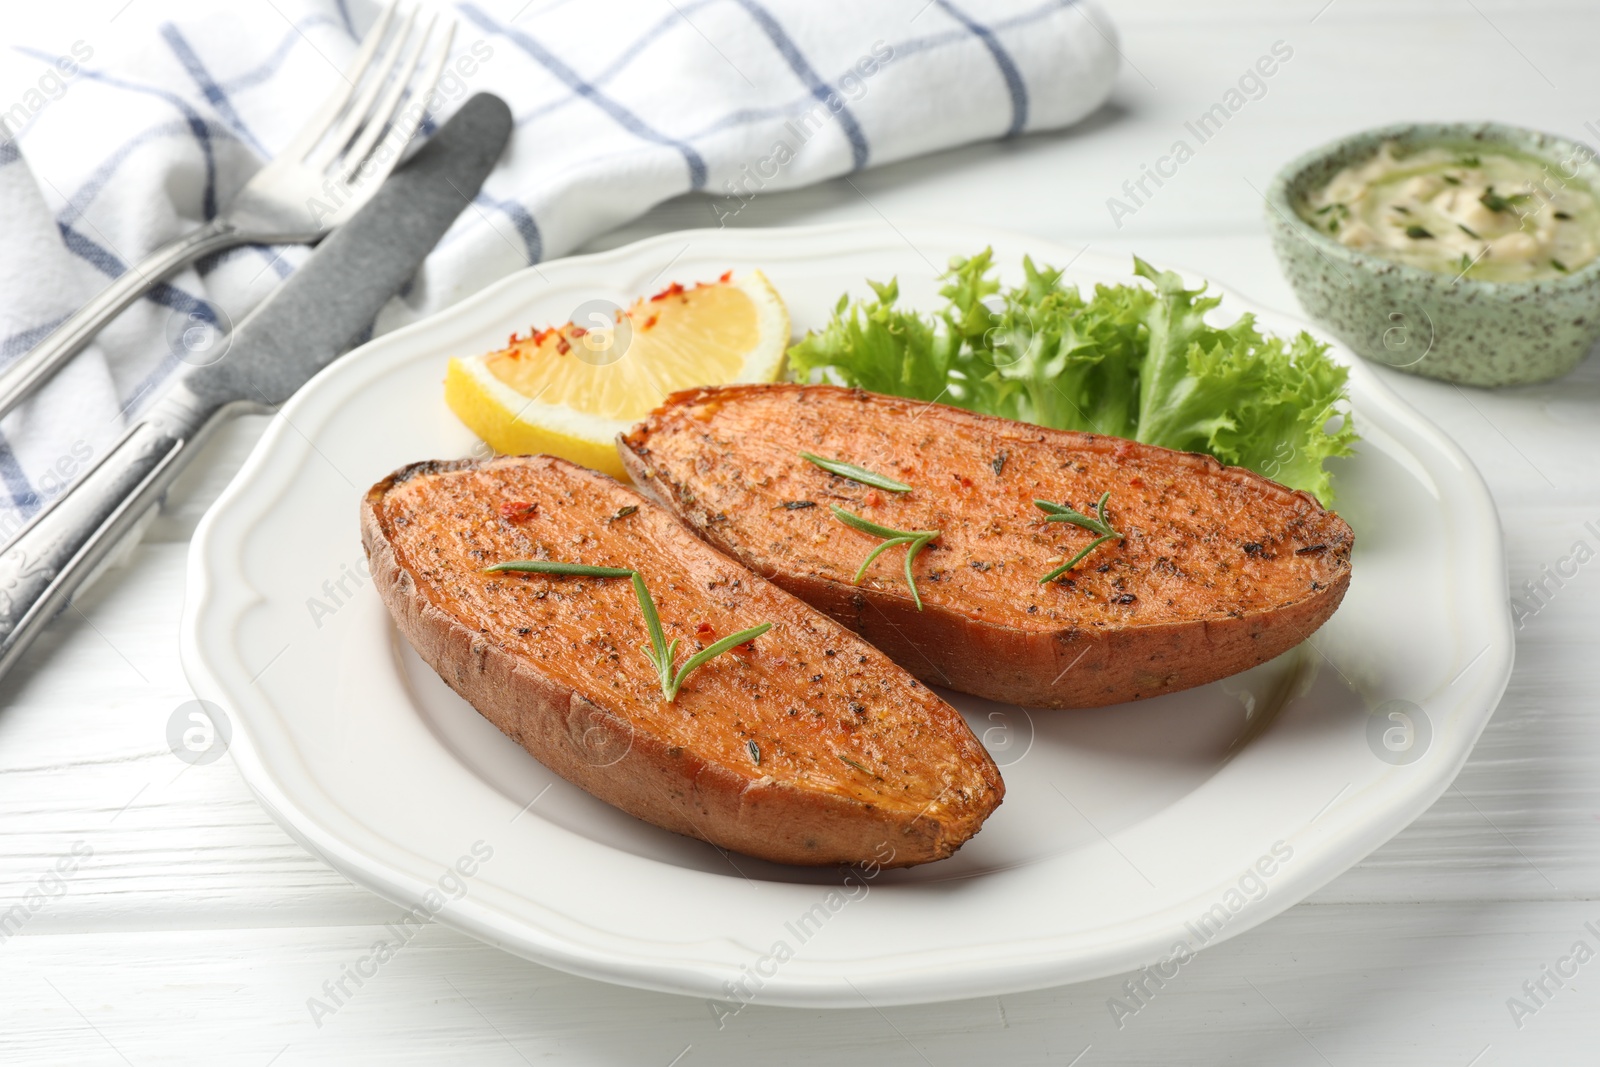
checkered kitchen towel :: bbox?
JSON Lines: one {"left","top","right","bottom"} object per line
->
{"left": 0, "top": 0, "right": 1118, "bottom": 522}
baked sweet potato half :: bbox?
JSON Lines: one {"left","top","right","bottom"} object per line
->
{"left": 618, "top": 384, "right": 1354, "bottom": 708}
{"left": 360, "top": 454, "right": 1002, "bottom": 867}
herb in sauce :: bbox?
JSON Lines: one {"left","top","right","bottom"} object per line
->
{"left": 1479, "top": 186, "right": 1531, "bottom": 214}
{"left": 798, "top": 452, "right": 912, "bottom": 492}
{"left": 1404, "top": 225, "right": 1433, "bottom": 239}
{"left": 1035, "top": 492, "right": 1124, "bottom": 583}
{"left": 829, "top": 506, "right": 941, "bottom": 611}
{"left": 748, "top": 740, "right": 761, "bottom": 765}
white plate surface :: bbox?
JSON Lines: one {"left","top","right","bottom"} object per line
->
{"left": 181, "top": 222, "right": 1512, "bottom": 1008}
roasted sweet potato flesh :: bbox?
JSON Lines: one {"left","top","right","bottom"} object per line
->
{"left": 619, "top": 385, "right": 1353, "bottom": 708}
{"left": 361, "top": 455, "right": 1001, "bottom": 866}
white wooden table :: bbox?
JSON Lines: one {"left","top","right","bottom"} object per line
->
{"left": 3, "top": 1, "right": 1597, "bottom": 1063}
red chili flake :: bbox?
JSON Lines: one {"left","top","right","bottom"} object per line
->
{"left": 864, "top": 490, "right": 882, "bottom": 507}
{"left": 643, "top": 314, "right": 658, "bottom": 330}
{"left": 1129, "top": 476, "right": 1144, "bottom": 488}
{"left": 556, "top": 336, "right": 571, "bottom": 355}
{"left": 650, "top": 281, "right": 686, "bottom": 302}
{"left": 570, "top": 326, "right": 587, "bottom": 337}
{"left": 507, "top": 332, "right": 519, "bottom": 346}
{"left": 499, "top": 500, "right": 538, "bottom": 521}
{"left": 952, "top": 473, "right": 972, "bottom": 488}
{"left": 719, "top": 270, "right": 732, "bottom": 283}
{"left": 696, "top": 622, "right": 714, "bottom": 635}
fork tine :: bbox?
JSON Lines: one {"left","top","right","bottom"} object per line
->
{"left": 381, "top": 18, "right": 458, "bottom": 156}
{"left": 307, "top": 4, "right": 419, "bottom": 172}
{"left": 280, "top": 0, "right": 400, "bottom": 163}
{"left": 337, "top": 17, "right": 457, "bottom": 189}
{"left": 336, "top": 12, "right": 442, "bottom": 184}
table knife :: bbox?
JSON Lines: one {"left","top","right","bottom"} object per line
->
{"left": 0, "top": 92, "right": 513, "bottom": 683}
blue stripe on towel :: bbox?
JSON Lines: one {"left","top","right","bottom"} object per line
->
{"left": 0, "top": 431, "right": 42, "bottom": 516}
{"left": 883, "top": 1, "right": 1071, "bottom": 79}
{"left": 477, "top": 192, "right": 543, "bottom": 264}
{"left": 219, "top": 16, "right": 341, "bottom": 95}
{"left": 729, "top": 0, "right": 870, "bottom": 169}
{"left": 55, "top": 119, "right": 229, "bottom": 231}
{"left": 192, "top": 242, "right": 296, "bottom": 282}
{"left": 0, "top": 315, "right": 68, "bottom": 367}
{"left": 334, "top": 0, "right": 357, "bottom": 38}
{"left": 58, "top": 225, "right": 220, "bottom": 328}
{"left": 459, "top": 4, "right": 709, "bottom": 189}
{"left": 17, "top": 50, "right": 224, "bottom": 221}
{"left": 682, "top": 0, "right": 1066, "bottom": 145}
{"left": 935, "top": 0, "right": 1029, "bottom": 135}
{"left": 0, "top": 139, "right": 20, "bottom": 167}
{"left": 161, "top": 25, "right": 269, "bottom": 157}
{"left": 512, "top": 1, "right": 712, "bottom": 128}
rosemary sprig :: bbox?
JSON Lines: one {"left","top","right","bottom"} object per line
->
{"left": 632, "top": 571, "right": 771, "bottom": 702}
{"left": 483, "top": 560, "right": 634, "bottom": 578}
{"left": 1034, "top": 491, "right": 1124, "bottom": 583}
{"left": 484, "top": 560, "right": 770, "bottom": 703}
{"left": 799, "top": 451, "right": 912, "bottom": 493}
{"left": 837, "top": 754, "right": 872, "bottom": 775}
{"left": 830, "top": 506, "right": 940, "bottom": 611}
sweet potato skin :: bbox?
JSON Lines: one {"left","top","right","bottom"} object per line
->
{"left": 618, "top": 385, "right": 1354, "bottom": 708}
{"left": 360, "top": 454, "right": 1001, "bottom": 867}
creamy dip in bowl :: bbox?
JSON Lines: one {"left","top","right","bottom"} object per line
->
{"left": 1299, "top": 142, "right": 1600, "bottom": 283}
{"left": 1268, "top": 123, "right": 1600, "bottom": 386}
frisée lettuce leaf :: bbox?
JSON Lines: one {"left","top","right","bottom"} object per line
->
{"left": 787, "top": 250, "right": 1357, "bottom": 503}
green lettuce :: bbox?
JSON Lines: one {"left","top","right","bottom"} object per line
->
{"left": 787, "top": 251, "right": 1356, "bottom": 503}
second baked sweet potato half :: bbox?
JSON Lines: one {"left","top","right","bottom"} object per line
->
{"left": 618, "top": 384, "right": 1354, "bottom": 708}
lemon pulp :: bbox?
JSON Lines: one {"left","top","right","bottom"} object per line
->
{"left": 445, "top": 271, "right": 788, "bottom": 478}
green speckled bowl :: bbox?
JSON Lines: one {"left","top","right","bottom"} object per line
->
{"left": 1266, "top": 122, "right": 1600, "bottom": 386}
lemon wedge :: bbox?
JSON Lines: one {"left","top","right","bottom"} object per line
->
{"left": 445, "top": 270, "right": 789, "bottom": 477}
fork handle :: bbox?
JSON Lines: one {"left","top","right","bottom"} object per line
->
{"left": 0, "top": 384, "right": 247, "bottom": 679}
{"left": 0, "top": 218, "right": 244, "bottom": 423}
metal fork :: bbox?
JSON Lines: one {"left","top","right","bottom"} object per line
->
{"left": 0, "top": 0, "right": 456, "bottom": 422}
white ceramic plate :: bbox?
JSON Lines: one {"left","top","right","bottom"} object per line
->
{"left": 181, "top": 222, "right": 1512, "bottom": 1008}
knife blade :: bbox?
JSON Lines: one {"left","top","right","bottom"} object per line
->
{"left": 0, "top": 93, "right": 513, "bottom": 682}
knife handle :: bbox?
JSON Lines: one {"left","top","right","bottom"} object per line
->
{"left": 0, "top": 387, "right": 244, "bottom": 679}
